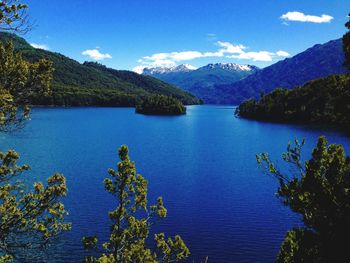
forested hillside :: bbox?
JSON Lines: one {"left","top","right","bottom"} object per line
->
{"left": 0, "top": 32, "right": 200, "bottom": 106}
{"left": 236, "top": 74, "right": 350, "bottom": 127}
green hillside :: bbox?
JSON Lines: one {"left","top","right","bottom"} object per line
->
{"left": 236, "top": 74, "right": 350, "bottom": 127}
{"left": 0, "top": 32, "right": 201, "bottom": 106}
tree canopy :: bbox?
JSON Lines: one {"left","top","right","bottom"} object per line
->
{"left": 0, "top": 2, "right": 70, "bottom": 262}
{"left": 236, "top": 74, "right": 350, "bottom": 128}
{"left": 0, "top": 40, "right": 53, "bottom": 131}
{"left": 0, "top": 150, "right": 71, "bottom": 262}
{"left": 0, "top": 32, "right": 201, "bottom": 107}
{"left": 83, "top": 145, "right": 189, "bottom": 263}
{"left": 136, "top": 95, "right": 186, "bottom": 115}
{"left": 257, "top": 137, "right": 350, "bottom": 262}
{"left": 0, "top": 0, "right": 29, "bottom": 33}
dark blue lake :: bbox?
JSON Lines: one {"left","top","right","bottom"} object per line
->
{"left": 2, "top": 105, "right": 350, "bottom": 263}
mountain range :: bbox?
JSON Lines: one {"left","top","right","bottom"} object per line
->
{"left": 2, "top": 32, "right": 347, "bottom": 107}
{"left": 142, "top": 39, "right": 348, "bottom": 104}
{"left": 0, "top": 32, "right": 200, "bottom": 106}
{"left": 213, "top": 38, "right": 348, "bottom": 104}
{"left": 142, "top": 63, "right": 259, "bottom": 103}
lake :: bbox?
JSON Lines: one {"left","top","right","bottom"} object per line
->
{"left": 2, "top": 105, "right": 350, "bottom": 263}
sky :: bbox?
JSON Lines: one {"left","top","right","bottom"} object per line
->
{"left": 25, "top": 0, "right": 349, "bottom": 72}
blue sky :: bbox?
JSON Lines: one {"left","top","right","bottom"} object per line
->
{"left": 25, "top": 0, "right": 348, "bottom": 72}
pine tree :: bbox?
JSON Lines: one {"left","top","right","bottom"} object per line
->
{"left": 0, "top": 40, "right": 53, "bottom": 131}
{"left": 0, "top": 2, "right": 70, "bottom": 262}
{"left": 83, "top": 145, "right": 189, "bottom": 263}
{"left": 257, "top": 137, "right": 350, "bottom": 262}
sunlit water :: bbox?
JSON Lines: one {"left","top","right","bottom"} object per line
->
{"left": 2, "top": 105, "right": 350, "bottom": 263}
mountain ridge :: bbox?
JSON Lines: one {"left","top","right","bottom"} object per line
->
{"left": 0, "top": 32, "right": 201, "bottom": 106}
{"left": 215, "top": 38, "right": 348, "bottom": 104}
{"left": 142, "top": 63, "right": 259, "bottom": 103}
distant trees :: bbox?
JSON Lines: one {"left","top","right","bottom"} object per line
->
{"left": 237, "top": 12, "right": 350, "bottom": 127}
{"left": 136, "top": 95, "right": 186, "bottom": 115}
{"left": 344, "top": 13, "right": 350, "bottom": 70}
{"left": 236, "top": 74, "right": 350, "bottom": 127}
{"left": 0, "top": 32, "right": 201, "bottom": 107}
{"left": 257, "top": 137, "right": 350, "bottom": 262}
{"left": 83, "top": 145, "right": 189, "bottom": 263}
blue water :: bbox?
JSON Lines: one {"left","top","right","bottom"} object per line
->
{"left": 2, "top": 105, "right": 350, "bottom": 263}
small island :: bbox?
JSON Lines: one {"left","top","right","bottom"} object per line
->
{"left": 136, "top": 94, "right": 186, "bottom": 115}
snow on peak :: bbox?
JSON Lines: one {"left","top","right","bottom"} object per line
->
{"left": 142, "top": 64, "right": 197, "bottom": 75}
{"left": 140, "top": 63, "right": 259, "bottom": 75}
{"left": 200, "top": 63, "right": 258, "bottom": 71}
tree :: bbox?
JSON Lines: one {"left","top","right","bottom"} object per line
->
{"left": 344, "top": 13, "right": 350, "bottom": 70}
{"left": 0, "top": 40, "right": 53, "bottom": 131}
{"left": 136, "top": 95, "right": 186, "bottom": 115}
{"left": 257, "top": 137, "right": 350, "bottom": 262}
{"left": 82, "top": 145, "right": 189, "bottom": 263}
{"left": 0, "top": 2, "right": 70, "bottom": 262}
{"left": 0, "top": 150, "right": 71, "bottom": 262}
{"left": 0, "top": 0, "right": 30, "bottom": 33}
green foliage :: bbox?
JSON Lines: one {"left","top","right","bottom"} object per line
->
{"left": 236, "top": 74, "right": 350, "bottom": 127}
{"left": 0, "top": 0, "right": 29, "bottom": 33}
{"left": 0, "top": 32, "right": 201, "bottom": 107}
{"left": 0, "top": 3, "right": 70, "bottom": 261}
{"left": 257, "top": 137, "right": 350, "bottom": 262}
{"left": 0, "top": 40, "right": 53, "bottom": 131}
{"left": 0, "top": 149, "right": 71, "bottom": 261}
{"left": 83, "top": 145, "right": 189, "bottom": 263}
{"left": 136, "top": 95, "right": 186, "bottom": 115}
{"left": 344, "top": 13, "right": 350, "bottom": 70}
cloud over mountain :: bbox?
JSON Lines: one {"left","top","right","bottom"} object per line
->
{"left": 281, "top": 11, "right": 333, "bottom": 23}
{"left": 30, "top": 43, "right": 49, "bottom": 50}
{"left": 134, "top": 40, "right": 290, "bottom": 72}
{"left": 82, "top": 49, "right": 112, "bottom": 60}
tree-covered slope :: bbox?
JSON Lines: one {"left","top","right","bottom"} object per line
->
{"left": 236, "top": 74, "right": 350, "bottom": 127}
{"left": 216, "top": 39, "right": 348, "bottom": 104}
{"left": 0, "top": 32, "right": 200, "bottom": 106}
{"left": 136, "top": 95, "right": 186, "bottom": 115}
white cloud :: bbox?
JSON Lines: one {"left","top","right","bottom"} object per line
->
{"left": 281, "top": 11, "right": 333, "bottom": 23}
{"left": 229, "top": 51, "right": 275, "bottom": 61}
{"left": 217, "top": 41, "right": 246, "bottom": 54}
{"left": 133, "top": 65, "right": 149, "bottom": 74}
{"left": 82, "top": 49, "right": 112, "bottom": 60}
{"left": 30, "top": 43, "right": 49, "bottom": 50}
{"left": 133, "top": 40, "right": 290, "bottom": 73}
{"left": 276, "top": 50, "right": 290, "bottom": 57}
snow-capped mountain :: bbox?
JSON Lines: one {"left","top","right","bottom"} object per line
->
{"left": 142, "top": 63, "right": 257, "bottom": 75}
{"left": 198, "top": 63, "right": 259, "bottom": 72}
{"left": 142, "top": 63, "right": 260, "bottom": 103}
{"left": 142, "top": 64, "right": 197, "bottom": 75}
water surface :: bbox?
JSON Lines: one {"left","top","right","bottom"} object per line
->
{"left": 2, "top": 105, "right": 350, "bottom": 262}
